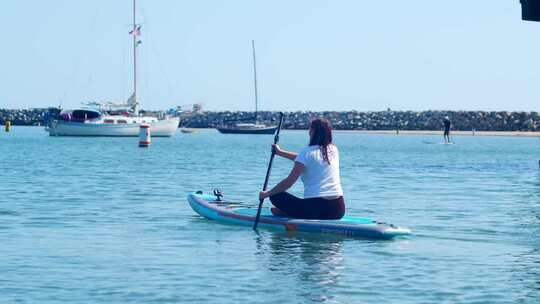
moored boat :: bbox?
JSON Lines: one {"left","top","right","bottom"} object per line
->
{"left": 217, "top": 123, "right": 277, "bottom": 134}
{"left": 46, "top": 109, "right": 179, "bottom": 137}
{"left": 215, "top": 40, "right": 278, "bottom": 134}
{"left": 45, "top": 0, "right": 178, "bottom": 137}
{"left": 180, "top": 128, "right": 198, "bottom": 134}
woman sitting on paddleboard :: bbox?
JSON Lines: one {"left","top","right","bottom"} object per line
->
{"left": 259, "top": 118, "right": 345, "bottom": 220}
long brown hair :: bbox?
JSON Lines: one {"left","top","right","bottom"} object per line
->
{"left": 309, "top": 118, "right": 333, "bottom": 164}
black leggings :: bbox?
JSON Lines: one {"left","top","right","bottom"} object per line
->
{"left": 269, "top": 192, "right": 345, "bottom": 220}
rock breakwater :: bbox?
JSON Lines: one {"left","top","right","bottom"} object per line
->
{"left": 182, "top": 110, "right": 540, "bottom": 131}
{"left": 0, "top": 108, "right": 47, "bottom": 126}
{"left": 2, "top": 109, "right": 539, "bottom": 131}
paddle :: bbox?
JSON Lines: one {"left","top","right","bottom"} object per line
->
{"left": 253, "top": 112, "right": 285, "bottom": 230}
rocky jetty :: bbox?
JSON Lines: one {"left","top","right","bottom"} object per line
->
{"left": 2, "top": 108, "right": 540, "bottom": 131}
{"left": 0, "top": 108, "right": 47, "bottom": 126}
{"left": 182, "top": 110, "right": 540, "bottom": 131}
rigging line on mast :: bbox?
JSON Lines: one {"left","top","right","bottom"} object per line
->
{"left": 67, "top": 3, "right": 102, "bottom": 107}
{"left": 138, "top": 3, "right": 176, "bottom": 109}
{"left": 146, "top": 28, "right": 176, "bottom": 105}
{"left": 122, "top": 24, "right": 128, "bottom": 102}
{"left": 131, "top": 0, "right": 139, "bottom": 115}
{"left": 142, "top": 30, "right": 151, "bottom": 111}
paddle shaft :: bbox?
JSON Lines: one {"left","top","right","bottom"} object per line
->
{"left": 253, "top": 112, "right": 284, "bottom": 230}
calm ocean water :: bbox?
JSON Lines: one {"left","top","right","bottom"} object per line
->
{"left": 0, "top": 126, "right": 539, "bottom": 303}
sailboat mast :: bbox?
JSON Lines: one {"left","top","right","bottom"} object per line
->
{"left": 252, "top": 40, "right": 259, "bottom": 124}
{"left": 132, "top": 0, "right": 138, "bottom": 115}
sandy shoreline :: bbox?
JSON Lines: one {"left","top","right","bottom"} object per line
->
{"left": 281, "top": 129, "right": 540, "bottom": 137}
{"left": 212, "top": 128, "right": 540, "bottom": 137}
{"left": 10, "top": 126, "right": 540, "bottom": 137}
{"left": 333, "top": 130, "right": 540, "bottom": 137}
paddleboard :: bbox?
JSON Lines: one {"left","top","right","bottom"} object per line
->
{"left": 187, "top": 192, "right": 411, "bottom": 239}
{"left": 422, "top": 141, "right": 454, "bottom": 145}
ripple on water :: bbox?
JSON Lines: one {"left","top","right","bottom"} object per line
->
{"left": 0, "top": 128, "right": 539, "bottom": 303}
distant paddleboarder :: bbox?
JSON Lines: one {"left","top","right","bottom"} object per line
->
{"left": 258, "top": 118, "right": 345, "bottom": 220}
{"left": 443, "top": 116, "right": 452, "bottom": 143}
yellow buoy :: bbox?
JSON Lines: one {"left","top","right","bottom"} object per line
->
{"left": 5, "top": 120, "right": 11, "bottom": 132}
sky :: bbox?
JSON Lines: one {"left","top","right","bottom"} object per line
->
{"left": 0, "top": 0, "right": 539, "bottom": 111}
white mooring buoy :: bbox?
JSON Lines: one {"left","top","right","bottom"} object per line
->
{"left": 139, "top": 124, "right": 151, "bottom": 147}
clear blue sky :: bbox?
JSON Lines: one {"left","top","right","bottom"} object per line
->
{"left": 1, "top": 0, "right": 538, "bottom": 111}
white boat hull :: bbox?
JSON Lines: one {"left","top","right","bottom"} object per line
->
{"left": 46, "top": 117, "right": 179, "bottom": 137}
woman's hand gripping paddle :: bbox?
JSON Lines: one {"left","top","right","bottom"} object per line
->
{"left": 253, "top": 112, "right": 285, "bottom": 230}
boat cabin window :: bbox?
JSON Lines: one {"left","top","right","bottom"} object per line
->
{"left": 72, "top": 110, "right": 101, "bottom": 121}
{"left": 104, "top": 119, "right": 115, "bottom": 124}
{"left": 117, "top": 120, "right": 127, "bottom": 124}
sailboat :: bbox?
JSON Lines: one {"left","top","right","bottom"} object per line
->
{"left": 216, "top": 40, "right": 278, "bottom": 135}
{"left": 45, "top": 0, "right": 179, "bottom": 137}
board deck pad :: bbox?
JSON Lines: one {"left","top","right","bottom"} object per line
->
{"left": 233, "top": 207, "right": 376, "bottom": 225}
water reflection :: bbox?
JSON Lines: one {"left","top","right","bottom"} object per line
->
{"left": 256, "top": 232, "right": 347, "bottom": 303}
{"left": 512, "top": 171, "right": 540, "bottom": 302}
{"left": 513, "top": 248, "right": 540, "bottom": 303}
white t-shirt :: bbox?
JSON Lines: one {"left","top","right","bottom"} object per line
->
{"left": 294, "top": 144, "right": 343, "bottom": 199}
